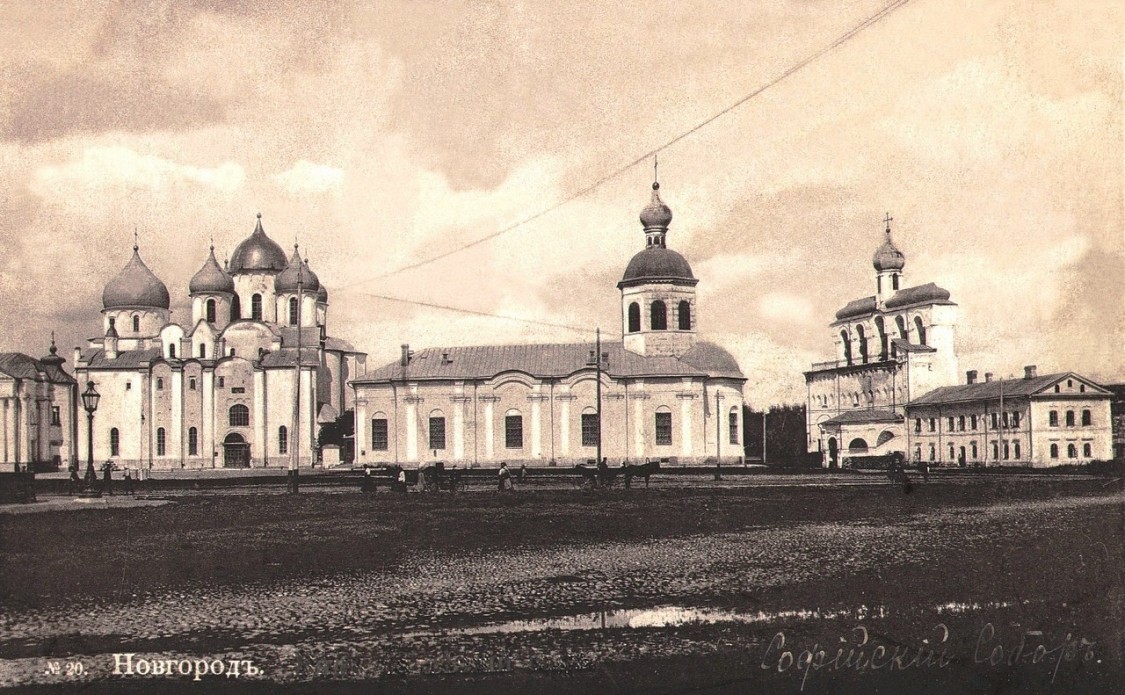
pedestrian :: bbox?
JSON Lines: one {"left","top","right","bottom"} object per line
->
{"left": 714, "top": 460, "right": 722, "bottom": 481}
{"left": 101, "top": 461, "right": 114, "bottom": 496}
{"left": 396, "top": 467, "right": 407, "bottom": 493}
{"left": 921, "top": 459, "right": 930, "bottom": 483}
{"left": 519, "top": 463, "right": 527, "bottom": 482}
{"left": 498, "top": 462, "right": 512, "bottom": 491}
{"left": 123, "top": 470, "right": 135, "bottom": 495}
{"left": 69, "top": 468, "right": 81, "bottom": 495}
{"left": 361, "top": 466, "right": 375, "bottom": 493}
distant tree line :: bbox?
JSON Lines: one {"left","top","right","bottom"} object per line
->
{"left": 743, "top": 404, "right": 817, "bottom": 467}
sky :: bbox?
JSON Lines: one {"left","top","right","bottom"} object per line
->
{"left": 0, "top": 0, "right": 1121, "bottom": 408}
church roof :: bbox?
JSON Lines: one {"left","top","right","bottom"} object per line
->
{"left": 228, "top": 214, "right": 288, "bottom": 273}
{"left": 80, "top": 348, "right": 163, "bottom": 369}
{"left": 258, "top": 348, "right": 323, "bottom": 368}
{"left": 834, "top": 283, "right": 955, "bottom": 322}
{"left": 275, "top": 248, "right": 321, "bottom": 293}
{"left": 277, "top": 327, "right": 356, "bottom": 352}
{"left": 907, "top": 373, "right": 1109, "bottom": 406}
{"left": 872, "top": 229, "right": 905, "bottom": 272}
{"left": 0, "top": 353, "right": 75, "bottom": 383}
{"left": 820, "top": 409, "right": 902, "bottom": 426}
{"left": 189, "top": 247, "right": 235, "bottom": 294}
{"left": 619, "top": 248, "right": 697, "bottom": 288}
{"left": 355, "top": 340, "right": 745, "bottom": 384}
{"left": 102, "top": 247, "right": 171, "bottom": 310}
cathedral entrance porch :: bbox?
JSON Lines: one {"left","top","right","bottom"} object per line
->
{"left": 223, "top": 433, "right": 250, "bottom": 468}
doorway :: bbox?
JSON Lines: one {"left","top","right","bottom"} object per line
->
{"left": 223, "top": 433, "right": 250, "bottom": 468}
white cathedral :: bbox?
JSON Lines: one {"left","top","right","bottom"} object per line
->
{"left": 73, "top": 215, "right": 366, "bottom": 469}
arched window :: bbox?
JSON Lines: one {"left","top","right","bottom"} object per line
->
{"left": 949, "top": 444, "right": 955, "bottom": 461}
{"left": 188, "top": 427, "right": 198, "bottom": 456}
{"left": 627, "top": 302, "right": 641, "bottom": 333}
{"left": 1081, "top": 409, "right": 1091, "bottom": 426}
{"left": 156, "top": 377, "right": 164, "bottom": 391}
{"left": 650, "top": 300, "right": 667, "bottom": 330}
{"left": 1067, "top": 444, "right": 1077, "bottom": 459}
{"left": 229, "top": 404, "right": 250, "bottom": 427}
{"left": 1083, "top": 443, "right": 1091, "bottom": 458}
{"left": 428, "top": 411, "right": 446, "bottom": 450}
{"left": 678, "top": 300, "right": 691, "bottom": 330}
{"left": 189, "top": 378, "right": 197, "bottom": 391}
{"left": 206, "top": 299, "right": 216, "bottom": 324}
{"left": 288, "top": 297, "right": 299, "bottom": 325}
{"left": 855, "top": 325, "right": 868, "bottom": 363}
{"left": 251, "top": 294, "right": 263, "bottom": 321}
{"left": 876, "top": 431, "right": 895, "bottom": 447}
{"left": 156, "top": 427, "right": 166, "bottom": 456}
{"left": 728, "top": 407, "right": 739, "bottom": 445}
{"left": 168, "top": 343, "right": 176, "bottom": 358}
{"left": 1065, "top": 410, "right": 1075, "bottom": 427}
{"left": 371, "top": 416, "right": 389, "bottom": 451}
{"left": 1050, "top": 443, "right": 1059, "bottom": 459}
{"left": 230, "top": 295, "right": 241, "bottom": 321}
{"left": 505, "top": 410, "right": 523, "bottom": 449}
{"left": 110, "top": 428, "right": 120, "bottom": 457}
{"left": 895, "top": 315, "right": 907, "bottom": 339}
{"left": 874, "top": 316, "right": 888, "bottom": 361}
{"left": 279, "top": 425, "right": 288, "bottom": 455}
{"left": 654, "top": 407, "right": 673, "bottom": 445}
{"left": 581, "top": 407, "right": 599, "bottom": 447}
{"left": 914, "top": 316, "right": 927, "bottom": 345}
{"left": 840, "top": 330, "right": 853, "bottom": 365}
{"left": 132, "top": 315, "right": 140, "bottom": 332}
{"left": 199, "top": 343, "right": 206, "bottom": 358}
{"left": 1014, "top": 441, "right": 1021, "bottom": 459}
{"left": 1049, "top": 410, "right": 1059, "bottom": 426}
{"left": 848, "top": 438, "right": 868, "bottom": 453}
{"left": 958, "top": 416, "right": 965, "bottom": 431}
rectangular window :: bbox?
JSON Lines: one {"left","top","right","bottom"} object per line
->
{"left": 188, "top": 428, "right": 198, "bottom": 456}
{"left": 428, "top": 417, "right": 446, "bottom": 450}
{"left": 1065, "top": 411, "right": 1075, "bottom": 427}
{"left": 156, "top": 428, "right": 166, "bottom": 456}
{"left": 505, "top": 415, "right": 523, "bottom": 449}
{"left": 992, "top": 442, "right": 999, "bottom": 460}
{"left": 1014, "top": 441, "right": 1021, "bottom": 459}
{"left": 971, "top": 415, "right": 978, "bottom": 430}
{"left": 1003, "top": 442, "right": 1009, "bottom": 460}
{"left": 655, "top": 412, "right": 673, "bottom": 445}
{"left": 991, "top": 413, "right": 999, "bottom": 430}
{"left": 1002, "top": 412, "right": 1009, "bottom": 429}
{"left": 581, "top": 413, "right": 599, "bottom": 447}
{"left": 947, "top": 416, "right": 954, "bottom": 431}
{"left": 958, "top": 416, "right": 965, "bottom": 432}
{"left": 51, "top": 406, "right": 61, "bottom": 426}
{"left": 914, "top": 418, "right": 921, "bottom": 434}
{"left": 1011, "top": 412, "right": 1020, "bottom": 429}
{"left": 371, "top": 418, "right": 389, "bottom": 451}
{"left": 971, "top": 442, "right": 978, "bottom": 460}
{"left": 928, "top": 418, "right": 936, "bottom": 432}
{"left": 1081, "top": 410, "right": 1091, "bottom": 426}
{"left": 1048, "top": 411, "right": 1058, "bottom": 426}
{"left": 729, "top": 412, "right": 739, "bottom": 445}
{"left": 279, "top": 426, "right": 288, "bottom": 455}
{"left": 231, "top": 387, "right": 245, "bottom": 394}
{"left": 218, "top": 377, "right": 225, "bottom": 388}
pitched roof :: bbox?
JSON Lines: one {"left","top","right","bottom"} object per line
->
{"left": 0, "top": 353, "right": 75, "bottom": 383}
{"left": 820, "top": 409, "right": 902, "bottom": 426}
{"left": 80, "top": 348, "right": 163, "bottom": 369}
{"left": 277, "top": 327, "right": 357, "bottom": 352}
{"left": 834, "top": 283, "right": 955, "bottom": 322}
{"left": 355, "top": 340, "right": 744, "bottom": 384}
{"left": 907, "top": 372, "right": 1109, "bottom": 406}
{"left": 258, "top": 348, "right": 323, "bottom": 368}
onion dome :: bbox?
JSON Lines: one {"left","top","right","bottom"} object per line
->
{"left": 619, "top": 248, "right": 697, "bottom": 287}
{"left": 873, "top": 221, "right": 905, "bottom": 272}
{"left": 317, "top": 284, "right": 328, "bottom": 303}
{"left": 639, "top": 181, "right": 673, "bottom": 229}
{"left": 189, "top": 245, "right": 235, "bottom": 295}
{"left": 40, "top": 334, "right": 65, "bottom": 367}
{"left": 102, "top": 244, "right": 171, "bottom": 310}
{"left": 228, "top": 213, "right": 288, "bottom": 273}
{"left": 275, "top": 246, "right": 320, "bottom": 293}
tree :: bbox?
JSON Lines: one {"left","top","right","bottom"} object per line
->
{"left": 743, "top": 404, "right": 813, "bottom": 466}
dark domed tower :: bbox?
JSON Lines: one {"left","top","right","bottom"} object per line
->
{"left": 872, "top": 215, "right": 905, "bottom": 303}
{"left": 618, "top": 180, "right": 699, "bottom": 358}
{"left": 227, "top": 213, "right": 288, "bottom": 323}
{"left": 189, "top": 244, "right": 236, "bottom": 330}
{"left": 101, "top": 242, "right": 171, "bottom": 345}
{"left": 274, "top": 246, "right": 321, "bottom": 328}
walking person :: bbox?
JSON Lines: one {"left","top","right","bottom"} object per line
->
{"left": 101, "top": 461, "right": 114, "bottom": 496}
{"left": 69, "top": 468, "right": 81, "bottom": 495}
{"left": 498, "top": 462, "right": 512, "bottom": 492}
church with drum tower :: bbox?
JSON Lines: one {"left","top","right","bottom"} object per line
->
{"left": 352, "top": 176, "right": 746, "bottom": 469}
{"left": 74, "top": 215, "right": 366, "bottom": 470}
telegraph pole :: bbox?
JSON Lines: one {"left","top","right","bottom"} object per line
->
{"left": 595, "top": 327, "right": 602, "bottom": 466}
{"left": 290, "top": 250, "right": 302, "bottom": 494}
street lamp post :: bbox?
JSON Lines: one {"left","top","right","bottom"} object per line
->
{"left": 81, "top": 381, "right": 100, "bottom": 493}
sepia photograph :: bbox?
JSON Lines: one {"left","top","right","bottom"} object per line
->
{"left": 0, "top": 0, "right": 1121, "bottom": 692}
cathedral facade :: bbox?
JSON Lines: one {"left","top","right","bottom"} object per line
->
{"left": 351, "top": 181, "right": 747, "bottom": 468}
{"left": 804, "top": 219, "right": 960, "bottom": 467}
{"left": 73, "top": 216, "right": 366, "bottom": 469}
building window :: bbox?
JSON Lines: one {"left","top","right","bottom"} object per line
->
{"left": 958, "top": 416, "right": 965, "bottom": 431}
{"left": 971, "top": 415, "right": 978, "bottom": 430}
{"left": 110, "top": 428, "right": 119, "bottom": 457}
{"left": 251, "top": 293, "right": 263, "bottom": 321}
{"left": 650, "top": 300, "right": 667, "bottom": 330}
{"left": 856, "top": 325, "right": 868, "bottom": 363}
{"left": 991, "top": 412, "right": 998, "bottom": 430}
{"left": 229, "top": 404, "right": 250, "bottom": 427}
{"left": 914, "top": 316, "right": 927, "bottom": 345}
{"left": 947, "top": 416, "right": 954, "bottom": 431}
{"left": 1067, "top": 444, "right": 1077, "bottom": 459}
{"left": 1065, "top": 410, "right": 1075, "bottom": 427}
{"left": 1002, "top": 412, "right": 1009, "bottom": 429}
{"left": 841, "top": 330, "right": 853, "bottom": 365}
{"left": 230, "top": 348, "right": 236, "bottom": 357}
{"left": 1079, "top": 384, "right": 1086, "bottom": 393}
{"left": 928, "top": 418, "right": 936, "bottom": 433}
{"left": 206, "top": 299, "right": 216, "bottom": 324}
{"left": 1049, "top": 410, "right": 1058, "bottom": 427}
{"left": 971, "top": 442, "right": 978, "bottom": 460}
{"left": 156, "top": 377, "right": 164, "bottom": 390}
{"left": 289, "top": 297, "right": 299, "bottom": 325}
{"left": 125, "top": 381, "right": 132, "bottom": 390}
{"left": 581, "top": 412, "right": 599, "bottom": 447}
{"left": 231, "top": 387, "right": 245, "bottom": 394}
{"left": 1081, "top": 409, "right": 1091, "bottom": 426}
{"left": 188, "top": 427, "right": 198, "bottom": 456}
{"left": 1003, "top": 442, "right": 1009, "bottom": 460}
{"left": 948, "top": 445, "right": 955, "bottom": 461}
{"left": 928, "top": 445, "right": 935, "bottom": 461}
{"left": 279, "top": 425, "right": 288, "bottom": 455}
{"left": 655, "top": 410, "right": 673, "bottom": 446}
{"left": 627, "top": 302, "right": 641, "bottom": 333}
{"left": 914, "top": 446, "right": 921, "bottom": 461}
{"left": 1083, "top": 443, "right": 1091, "bottom": 458}
{"left": 428, "top": 416, "right": 446, "bottom": 450}
{"left": 132, "top": 315, "right": 140, "bottom": 332}
{"left": 199, "top": 343, "right": 207, "bottom": 358}
{"left": 218, "top": 377, "right": 225, "bottom": 388}
{"left": 1054, "top": 384, "right": 1060, "bottom": 393}
{"left": 505, "top": 414, "right": 523, "bottom": 449}
{"left": 914, "top": 418, "right": 921, "bottom": 433}
{"left": 189, "top": 378, "right": 197, "bottom": 390}
{"left": 1011, "top": 412, "right": 1021, "bottom": 428}
{"left": 168, "top": 344, "right": 175, "bottom": 359}
{"left": 51, "top": 406, "right": 61, "bottom": 426}
{"left": 1013, "top": 441, "right": 1021, "bottom": 459}
{"left": 156, "top": 427, "right": 166, "bottom": 456}
{"left": 729, "top": 409, "right": 739, "bottom": 445}
{"left": 371, "top": 418, "right": 388, "bottom": 450}
{"left": 678, "top": 300, "right": 691, "bottom": 330}
{"left": 1050, "top": 443, "right": 1059, "bottom": 459}
{"left": 991, "top": 442, "right": 998, "bottom": 460}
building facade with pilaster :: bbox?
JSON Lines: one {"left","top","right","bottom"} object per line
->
{"left": 0, "top": 346, "right": 77, "bottom": 471}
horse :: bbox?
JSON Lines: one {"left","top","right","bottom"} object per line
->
{"left": 623, "top": 460, "right": 660, "bottom": 488}
{"left": 574, "top": 463, "right": 618, "bottom": 489}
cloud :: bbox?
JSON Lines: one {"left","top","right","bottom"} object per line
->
{"left": 274, "top": 160, "right": 344, "bottom": 195}
{"left": 33, "top": 146, "right": 245, "bottom": 198}
{"left": 756, "top": 292, "right": 816, "bottom": 326}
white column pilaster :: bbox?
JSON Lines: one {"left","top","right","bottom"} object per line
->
{"left": 253, "top": 370, "right": 266, "bottom": 466}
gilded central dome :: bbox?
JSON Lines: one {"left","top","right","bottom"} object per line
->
{"left": 102, "top": 247, "right": 171, "bottom": 310}
{"left": 229, "top": 214, "right": 288, "bottom": 273}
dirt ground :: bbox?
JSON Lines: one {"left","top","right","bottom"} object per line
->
{"left": 1, "top": 475, "right": 1122, "bottom": 693}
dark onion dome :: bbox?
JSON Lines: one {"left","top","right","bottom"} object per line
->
{"left": 189, "top": 246, "right": 234, "bottom": 294}
{"left": 873, "top": 228, "right": 905, "bottom": 272}
{"left": 639, "top": 182, "right": 673, "bottom": 229}
{"left": 618, "top": 248, "right": 698, "bottom": 288}
{"left": 316, "top": 283, "right": 328, "bottom": 303}
{"left": 275, "top": 247, "right": 320, "bottom": 293}
{"left": 228, "top": 213, "right": 288, "bottom": 273}
{"left": 884, "top": 282, "right": 952, "bottom": 309}
{"left": 102, "top": 245, "right": 171, "bottom": 310}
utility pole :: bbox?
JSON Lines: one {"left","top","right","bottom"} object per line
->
{"left": 715, "top": 391, "right": 722, "bottom": 463}
{"left": 595, "top": 328, "right": 602, "bottom": 465}
{"left": 290, "top": 252, "right": 302, "bottom": 494}
{"left": 762, "top": 409, "right": 768, "bottom": 465}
